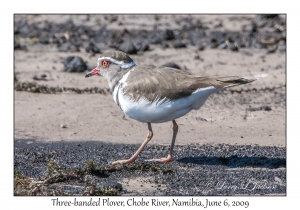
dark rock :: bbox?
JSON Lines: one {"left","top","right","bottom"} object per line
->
{"left": 85, "top": 42, "right": 101, "bottom": 54}
{"left": 195, "top": 117, "right": 207, "bottom": 121}
{"left": 229, "top": 43, "right": 239, "bottom": 51}
{"left": 39, "top": 34, "right": 50, "bottom": 44}
{"left": 254, "top": 43, "right": 264, "bottom": 49}
{"left": 14, "top": 72, "right": 19, "bottom": 82}
{"left": 245, "top": 22, "right": 257, "bottom": 35}
{"left": 197, "top": 44, "right": 205, "bottom": 51}
{"left": 110, "top": 15, "right": 118, "bottom": 23}
{"left": 111, "top": 31, "right": 124, "bottom": 44}
{"left": 218, "top": 42, "right": 227, "bottom": 49}
{"left": 209, "top": 38, "right": 218, "bottom": 48}
{"left": 150, "top": 36, "right": 161, "bottom": 44}
{"left": 58, "top": 43, "right": 79, "bottom": 52}
{"left": 118, "top": 41, "right": 137, "bottom": 54}
{"left": 247, "top": 106, "right": 272, "bottom": 112}
{"left": 161, "top": 62, "right": 181, "bottom": 70}
{"left": 259, "top": 14, "right": 279, "bottom": 19}
{"left": 33, "top": 74, "right": 48, "bottom": 81}
{"left": 194, "top": 55, "right": 200, "bottom": 60}
{"left": 63, "top": 56, "right": 87, "bottom": 73}
{"left": 161, "top": 42, "right": 170, "bottom": 49}
{"left": 93, "top": 27, "right": 110, "bottom": 43}
{"left": 134, "top": 42, "right": 150, "bottom": 52}
{"left": 173, "top": 41, "right": 186, "bottom": 48}
{"left": 98, "top": 181, "right": 122, "bottom": 191}
{"left": 278, "top": 45, "right": 286, "bottom": 53}
{"left": 14, "top": 42, "right": 28, "bottom": 51}
{"left": 162, "top": 29, "right": 175, "bottom": 40}
{"left": 267, "top": 45, "right": 277, "bottom": 54}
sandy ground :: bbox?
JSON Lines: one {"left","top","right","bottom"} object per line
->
{"left": 14, "top": 46, "right": 286, "bottom": 147}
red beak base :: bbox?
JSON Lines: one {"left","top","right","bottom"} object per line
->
{"left": 85, "top": 68, "right": 100, "bottom": 78}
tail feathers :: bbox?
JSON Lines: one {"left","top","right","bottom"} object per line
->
{"left": 216, "top": 76, "right": 256, "bottom": 88}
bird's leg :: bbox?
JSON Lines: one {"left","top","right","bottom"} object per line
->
{"left": 112, "top": 123, "right": 153, "bottom": 165}
{"left": 147, "top": 120, "right": 178, "bottom": 163}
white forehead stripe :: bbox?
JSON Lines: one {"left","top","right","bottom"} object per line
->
{"left": 98, "top": 57, "right": 136, "bottom": 69}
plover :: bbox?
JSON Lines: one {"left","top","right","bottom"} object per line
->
{"left": 85, "top": 50, "right": 255, "bottom": 164}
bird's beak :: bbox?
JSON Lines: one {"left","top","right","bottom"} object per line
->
{"left": 85, "top": 68, "right": 100, "bottom": 78}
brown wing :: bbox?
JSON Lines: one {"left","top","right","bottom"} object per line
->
{"left": 123, "top": 65, "right": 254, "bottom": 102}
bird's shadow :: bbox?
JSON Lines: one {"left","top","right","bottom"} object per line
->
{"left": 176, "top": 155, "right": 286, "bottom": 169}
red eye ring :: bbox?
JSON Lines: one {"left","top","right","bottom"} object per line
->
{"left": 101, "top": 59, "right": 110, "bottom": 68}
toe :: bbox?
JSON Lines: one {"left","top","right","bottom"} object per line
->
{"left": 147, "top": 155, "right": 172, "bottom": 163}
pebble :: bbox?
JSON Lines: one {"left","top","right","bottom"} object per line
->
{"left": 229, "top": 43, "right": 239, "bottom": 51}
{"left": 173, "top": 41, "right": 186, "bottom": 48}
{"left": 118, "top": 41, "right": 137, "bottom": 54}
{"left": 85, "top": 41, "right": 101, "bottom": 54}
{"left": 162, "top": 29, "right": 175, "bottom": 40}
{"left": 161, "top": 42, "right": 170, "bottom": 49}
{"left": 218, "top": 42, "right": 227, "bottom": 49}
{"left": 134, "top": 42, "right": 149, "bottom": 52}
{"left": 247, "top": 106, "right": 272, "bottom": 112}
{"left": 267, "top": 45, "right": 277, "bottom": 54}
{"left": 59, "top": 42, "right": 79, "bottom": 52}
{"left": 197, "top": 44, "right": 205, "bottom": 51}
{"left": 63, "top": 56, "right": 87, "bottom": 73}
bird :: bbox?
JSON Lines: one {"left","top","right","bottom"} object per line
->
{"left": 85, "top": 50, "right": 255, "bottom": 165}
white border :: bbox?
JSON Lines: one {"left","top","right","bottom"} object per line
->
{"left": 5, "top": 1, "right": 296, "bottom": 209}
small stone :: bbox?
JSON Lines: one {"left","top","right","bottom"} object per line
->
{"left": 118, "top": 41, "right": 137, "bottom": 54}
{"left": 241, "top": 136, "right": 244, "bottom": 138}
{"left": 229, "top": 43, "right": 239, "bottom": 51}
{"left": 267, "top": 45, "right": 277, "bottom": 54}
{"left": 162, "top": 29, "right": 175, "bottom": 40}
{"left": 134, "top": 42, "right": 150, "bottom": 52}
{"left": 209, "top": 42, "right": 218, "bottom": 49}
{"left": 173, "top": 41, "right": 186, "bottom": 48}
{"left": 150, "top": 36, "right": 161, "bottom": 44}
{"left": 218, "top": 42, "right": 227, "bottom": 49}
{"left": 161, "top": 42, "right": 169, "bottom": 49}
{"left": 278, "top": 45, "right": 286, "bottom": 53}
{"left": 261, "top": 106, "right": 272, "bottom": 111}
{"left": 194, "top": 55, "right": 203, "bottom": 61}
{"left": 63, "top": 56, "right": 87, "bottom": 73}
{"left": 61, "top": 124, "right": 67, "bottom": 128}
{"left": 198, "top": 44, "right": 205, "bottom": 51}
{"left": 85, "top": 42, "right": 101, "bottom": 54}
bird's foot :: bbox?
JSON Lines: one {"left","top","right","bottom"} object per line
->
{"left": 112, "top": 158, "right": 135, "bottom": 165}
{"left": 146, "top": 155, "right": 172, "bottom": 163}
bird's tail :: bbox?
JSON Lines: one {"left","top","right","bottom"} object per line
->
{"left": 216, "top": 76, "right": 256, "bottom": 88}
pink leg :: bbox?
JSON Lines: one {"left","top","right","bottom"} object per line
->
{"left": 148, "top": 120, "right": 178, "bottom": 163}
{"left": 112, "top": 123, "right": 153, "bottom": 165}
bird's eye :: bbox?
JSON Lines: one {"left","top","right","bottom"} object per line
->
{"left": 101, "top": 59, "right": 110, "bottom": 68}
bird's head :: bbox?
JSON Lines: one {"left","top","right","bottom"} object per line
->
{"left": 85, "top": 50, "right": 136, "bottom": 79}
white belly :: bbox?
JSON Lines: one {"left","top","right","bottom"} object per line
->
{"left": 116, "top": 86, "right": 217, "bottom": 123}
